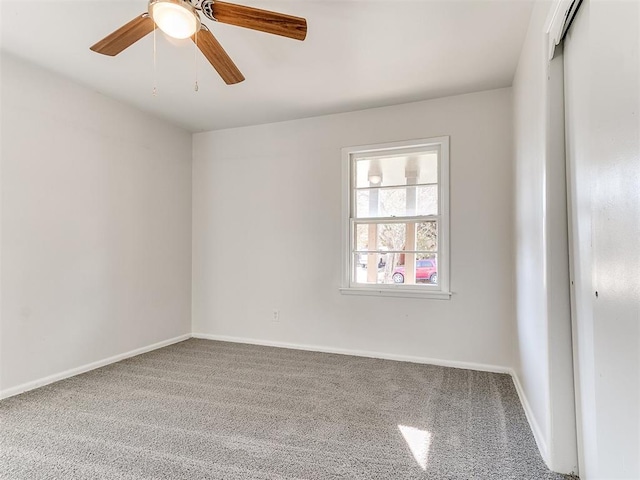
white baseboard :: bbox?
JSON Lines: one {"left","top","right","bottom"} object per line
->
{"left": 511, "top": 370, "right": 550, "bottom": 467}
{"left": 0, "top": 334, "right": 191, "bottom": 400}
{"left": 191, "top": 333, "right": 512, "bottom": 375}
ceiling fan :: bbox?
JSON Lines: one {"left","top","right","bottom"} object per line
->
{"left": 90, "top": 0, "right": 307, "bottom": 85}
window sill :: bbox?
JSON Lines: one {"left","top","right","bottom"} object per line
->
{"left": 339, "top": 287, "right": 452, "bottom": 300}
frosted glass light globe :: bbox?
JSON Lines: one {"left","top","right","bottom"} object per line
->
{"left": 150, "top": 0, "right": 200, "bottom": 40}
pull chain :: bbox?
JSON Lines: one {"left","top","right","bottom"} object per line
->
{"left": 152, "top": 25, "right": 158, "bottom": 96}
{"left": 194, "top": 30, "right": 199, "bottom": 92}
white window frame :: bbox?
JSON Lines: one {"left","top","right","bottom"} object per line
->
{"left": 340, "top": 136, "right": 451, "bottom": 299}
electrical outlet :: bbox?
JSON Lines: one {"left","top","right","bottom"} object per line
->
{"left": 272, "top": 310, "right": 280, "bottom": 323}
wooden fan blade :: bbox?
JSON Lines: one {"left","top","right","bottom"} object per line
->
{"left": 90, "top": 14, "right": 155, "bottom": 56}
{"left": 212, "top": 1, "right": 307, "bottom": 41}
{"left": 192, "top": 28, "right": 245, "bottom": 85}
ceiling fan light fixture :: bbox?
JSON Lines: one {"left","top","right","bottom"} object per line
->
{"left": 92, "top": 1, "right": 307, "bottom": 85}
{"left": 149, "top": 0, "right": 201, "bottom": 40}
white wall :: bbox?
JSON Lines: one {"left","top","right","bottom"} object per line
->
{"left": 0, "top": 53, "right": 193, "bottom": 395}
{"left": 512, "top": 0, "right": 578, "bottom": 473}
{"left": 513, "top": 0, "right": 551, "bottom": 457}
{"left": 564, "top": 1, "right": 640, "bottom": 478}
{"left": 192, "top": 88, "right": 516, "bottom": 371}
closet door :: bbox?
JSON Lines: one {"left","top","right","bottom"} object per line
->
{"left": 564, "top": 1, "right": 640, "bottom": 478}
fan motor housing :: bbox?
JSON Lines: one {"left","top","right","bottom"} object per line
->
{"left": 200, "top": 0, "right": 216, "bottom": 21}
{"left": 187, "top": 0, "right": 216, "bottom": 21}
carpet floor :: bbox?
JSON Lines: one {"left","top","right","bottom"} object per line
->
{"left": 1, "top": 339, "right": 573, "bottom": 479}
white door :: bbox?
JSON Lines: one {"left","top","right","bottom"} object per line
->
{"left": 563, "top": 1, "right": 640, "bottom": 478}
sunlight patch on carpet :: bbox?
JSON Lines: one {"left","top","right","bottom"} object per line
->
{"left": 398, "top": 424, "right": 432, "bottom": 470}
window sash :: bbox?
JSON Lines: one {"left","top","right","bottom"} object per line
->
{"left": 349, "top": 217, "right": 440, "bottom": 287}
{"left": 350, "top": 148, "right": 440, "bottom": 193}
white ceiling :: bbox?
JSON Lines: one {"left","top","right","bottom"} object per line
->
{"left": 0, "top": 0, "right": 533, "bottom": 132}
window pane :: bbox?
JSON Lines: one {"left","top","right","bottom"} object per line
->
{"left": 417, "top": 221, "right": 438, "bottom": 251}
{"left": 355, "top": 222, "right": 437, "bottom": 252}
{"left": 355, "top": 185, "right": 438, "bottom": 218}
{"left": 355, "top": 151, "right": 438, "bottom": 188}
{"left": 355, "top": 190, "right": 372, "bottom": 218}
{"left": 353, "top": 253, "right": 439, "bottom": 285}
{"left": 416, "top": 185, "right": 438, "bottom": 216}
{"left": 392, "top": 254, "right": 439, "bottom": 285}
{"left": 356, "top": 223, "right": 406, "bottom": 251}
{"left": 353, "top": 253, "right": 387, "bottom": 284}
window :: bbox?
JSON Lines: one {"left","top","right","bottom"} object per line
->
{"left": 340, "top": 137, "right": 450, "bottom": 299}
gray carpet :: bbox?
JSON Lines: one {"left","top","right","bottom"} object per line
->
{"left": 0, "top": 339, "right": 573, "bottom": 479}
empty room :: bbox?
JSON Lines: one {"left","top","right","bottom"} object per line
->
{"left": 1, "top": 0, "right": 638, "bottom": 479}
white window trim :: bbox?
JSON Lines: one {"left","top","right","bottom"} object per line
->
{"left": 340, "top": 136, "right": 451, "bottom": 300}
